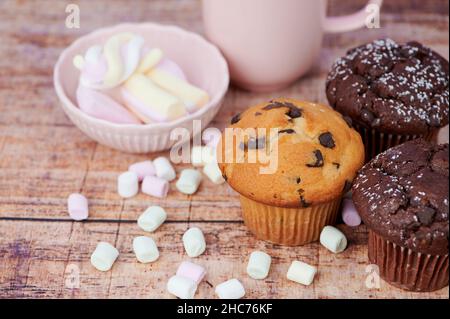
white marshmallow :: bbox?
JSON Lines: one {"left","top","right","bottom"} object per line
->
{"left": 247, "top": 251, "right": 271, "bottom": 280}
{"left": 176, "top": 169, "right": 202, "bottom": 195}
{"left": 320, "top": 226, "right": 348, "bottom": 253}
{"left": 203, "top": 162, "right": 225, "bottom": 184}
{"left": 286, "top": 261, "right": 317, "bottom": 286}
{"left": 153, "top": 156, "right": 176, "bottom": 181}
{"left": 191, "top": 146, "right": 216, "bottom": 167}
{"left": 215, "top": 279, "right": 245, "bottom": 299}
{"left": 137, "top": 206, "right": 167, "bottom": 232}
{"left": 182, "top": 227, "right": 206, "bottom": 257}
{"left": 90, "top": 242, "right": 119, "bottom": 272}
{"left": 132, "top": 236, "right": 159, "bottom": 263}
{"left": 117, "top": 171, "right": 139, "bottom": 198}
{"left": 167, "top": 275, "right": 198, "bottom": 299}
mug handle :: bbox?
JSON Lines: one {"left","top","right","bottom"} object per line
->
{"left": 323, "top": 0, "right": 383, "bottom": 33}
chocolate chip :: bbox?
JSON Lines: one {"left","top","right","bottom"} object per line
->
{"left": 263, "top": 102, "right": 285, "bottom": 110}
{"left": 255, "top": 112, "right": 262, "bottom": 116}
{"left": 343, "top": 180, "right": 352, "bottom": 193}
{"left": 262, "top": 101, "right": 303, "bottom": 119}
{"left": 319, "top": 132, "right": 335, "bottom": 149}
{"left": 248, "top": 137, "right": 266, "bottom": 150}
{"left": 361, "top": 108, "right": 374, "bottom": 124}
{"left": 416, "top": 207, "right": 436, "bottom": 226}
{"left": 296, "top": 177, "right": 301, "bottom": 184}
{"left": 239, "top": 142, "right": 246, "bottom": 151}
{"left": 332, "top": 162, "right": 341, "bottom": 169}
{"left": 300, "top": 195, "right": 311, "bottom": 208}
{"left": 307, "top": 150, "right": 324, "bottom": 168}
{"left": 287, "top": 108, "right": 302, "bottom": 119}
{"left": 279, "top": 129, "right": 296, "bottom": 134}
{"left": 231, "top": 113, "right": 241, "bottom": 124}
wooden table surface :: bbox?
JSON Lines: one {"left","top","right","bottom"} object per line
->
{"left": 0, "top": 0, "right": 448, "bottom": 299}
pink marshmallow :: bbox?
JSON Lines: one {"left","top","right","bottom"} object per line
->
{"left": 128, "top": 161, "right": 156, "bottom": 181}
{"left": 76, "top": 85, "right": 141, "bottom": 124}
{"left": 156, "top": 58, "right": 187, "bottom": 81}
{"left": 342, "top": 198, "right": 361, "bottom": 227}
{"left": 141, "top": 175, "right": 169, "bottom": 198}
{"left": 67, "top": 193, "right": 89, "bottom": 221}
{"left": 202, "top": 128, "right": 222, "bottom": 148}
{"left": 176, "top": 261, "right": 206, "bottom": 284}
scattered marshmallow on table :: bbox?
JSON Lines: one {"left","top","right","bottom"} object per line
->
{"left": 320, "top": 225, "right": 348, "bottom": 253}
{"left": 287, "top": 261, "right": 317, "bottom": 286}
{"left": 176, "top": 261, "right": 206, "bottom": 284}
{"left": 137, "top": 206, "right": 167, "bottom": 232}
{"left": 153, "top": 156, "right": 176, "bottom": 181}
{"left": 117, "top": 171, "right": 139, "bottom": 198}
{"left": 182, "top": 227, "right": 206, "bottom": 257}
{"left": 247, "top": 251, "right": 271, "bottom": 280}
{"left": 341, "top": 198, "right": 361, "bottom": 227}
{"left": 191, "top": 146, "right": 215, "bottom": 167}
{"left": 202, "top": 127, "right": 222, "bottom": 148}
{"left": 167, "top": 275, "right": 198, "bottom": 299}
{"left": 67, "top": 193, "right": 89, "bottom": 221}
{"left": 141, "top": 175, "right": 169, "bottom": 198}
{"left": 176, "top": 169, "right": 202, "bottom": 195}
{"left": 90, "top": 242, "right": 119, "bottom": 272}
{"left": 203, "top": 162, "right": 225, "bottom": 184}
{"left": 128, "top": 160, "right": 155, "bottom": 181}
{"left": 132, "top": 236, "right": 159, "bottom": 263}
{"left": 215, "top": 279, "right": 245, "bottom": 299}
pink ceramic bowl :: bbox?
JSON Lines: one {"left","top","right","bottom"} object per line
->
{"left": 54, "top": 23, "right": 229, "bottom": 153}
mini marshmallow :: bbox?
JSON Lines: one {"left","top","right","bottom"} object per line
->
{"left": 191, "top": 146, "right": 216, "bottom": 167}
{"left": 182, "top": 227, "right": 206, "bottom": 257}
{"left": 141, "top": 175, "right": 169, "bottom": 198}
{"left": 90, "top": 242, "right": 119, "bottom": 272}
{"left": 342, "top": 198, "right": 361, "bottom": 227}
{"left": 287, "top": 261, "right": 317, "bottom": 286}
{"left": 176, "top": 261, "right": 206, "bottom": 284}
{"left": 132, "top": 236, "right": 159, "bottom": 263}
{"left": 117, "top": 171, "right": 139, "bottom": 198}
{"left": 137, "top": 206, "right": 167, "bottom": 232}
{"left": 247, "top": 251, "right": 271, "bottom": 280}
{"left": 215, "top": 279, "right": 245, "bottom": 299}
{"left": 176, "top": 169, "right": 202, "bottom": 195}
{"left": 128, "top": 160, "right": 156, "bottom": 181}
{"left": 202, "top": 128, "right": 222, "bottom": 148}
{"left": 203, "top": 162, "right": 225, "bottom": 184}
{"left": 201, "top": 146, "right": 216, "bottom": 165}
{"left": 167, "top": 275, "right": 198, "bottom": 299}
{"left": 153, "top": 156, "right": 176, "bottom": 181}
{"left": 320, "top": 226, "right": 348, "bottom": 253}
{"left": 67, "top": 193, "right": 89, "bottom": 221}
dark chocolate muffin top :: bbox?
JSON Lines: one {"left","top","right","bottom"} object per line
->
{"left": 352, "top": 139, "right": 449, "bottom": 255}
{"left": 326, "top": 39, "right": 449, "bottom": 135}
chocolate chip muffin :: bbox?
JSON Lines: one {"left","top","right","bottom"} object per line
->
{"left": 218, "top": 98, "right": 365, "bottom": 245}
{"left": 326, "top": 38, "right": 449, "bottom": 161}
{"left": 353, "top": 139, "right": 449, "bottom": 291}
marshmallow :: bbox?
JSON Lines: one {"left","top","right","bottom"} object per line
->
{"left": 202, "top": 128, "right": 222, "bottom": 148}
{"left": 182, "top": 227, "right": 206, "bottom": 257}
{"left": 342, "top": 198, "right": 361, "bottom": 227}
{"left": 320, "top": 226, "right": 347, "bottom": 253}
{"left": 90, "top": 242, "right": 119, "bottom": 272}
{"left": 157, "top": 58, "right": 187, "bottom": 81}
{"left": 132, "top": 236, "right": 159, "bottom": 263}
{"left": 176, "top": 261, "right": 206, "bottom": 284}
{"left": 67, "top": 193, "right": 89, "bottom": 221}
{"left": 176, "top": 169, "right": 202, "bottom": 195}
{"left": 123, "top": 74, "right": 186, "bottom": 123}
{"left": 247, "top": 251, "right": 271, "bottom": 280}
{"left": 128, "top": 160, "right": 156, "bottom": 181}
{"left": 117, "top": 171, "right": 139, "bottom": 198}
{"left": 191, "top": 146, "right": 215, "bottom": 167}
{"left": 287, "top": 261, "right": 317, "bottom": 286}
{"left": 141, "top": 175, "right": 169, "bottom": 198}
{"left": 76, "top": 85, "right": 141, "bottom": 124}
{"left": 215, "top": 279, "right": 245, "bottom": 299}
{"left": 153, "top": 156, "right": 176, "bottom": 181}
{"left": 137, "top": 206, "right": 167, "bottom": 232}
{"left": 203, "top": 162, "right": 225, "bottom": 185}
{"left": 147, "top": 69, "right": 209, "bottom": 112}
{"left": 167, "top": 275, "right": 198, "bottom": 299}
{"left": 136, "top": 48, "right": 163, "bottom": 74}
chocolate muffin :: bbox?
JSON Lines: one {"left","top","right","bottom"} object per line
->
{"left": 353, "top": 139, "right": 449, "bottom": 291}
{"left": 326, "top": 38, "right": 449, "bottom": 161}
{"left": 218, "top": 98, "right": 365, "bottom": 245}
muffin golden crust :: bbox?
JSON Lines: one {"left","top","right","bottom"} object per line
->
{"left": 218, "top": 99, "right": 365, "bottom": 208}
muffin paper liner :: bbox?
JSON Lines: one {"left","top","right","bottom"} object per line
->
{"left": 239, "top": 196, "right": 341, "bottom": 246}
{"left": 353, "top": 123, "right": 436, "bottom": 162}
{"left": 368, "top": 230, "right": 449, "bottom": 292}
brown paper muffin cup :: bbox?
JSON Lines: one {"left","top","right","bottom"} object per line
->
{"left": 239, "top": 195, "right": 341, "bottom": 246}
{"left": 368, "top": 230, "right": 449, "bottom": 292}
{"left": 353, "top": 123, "right": 436, "bottom": 162}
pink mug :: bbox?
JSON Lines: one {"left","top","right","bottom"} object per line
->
{"left": 203, "top": 0, "right": 383, "bottom": 92}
